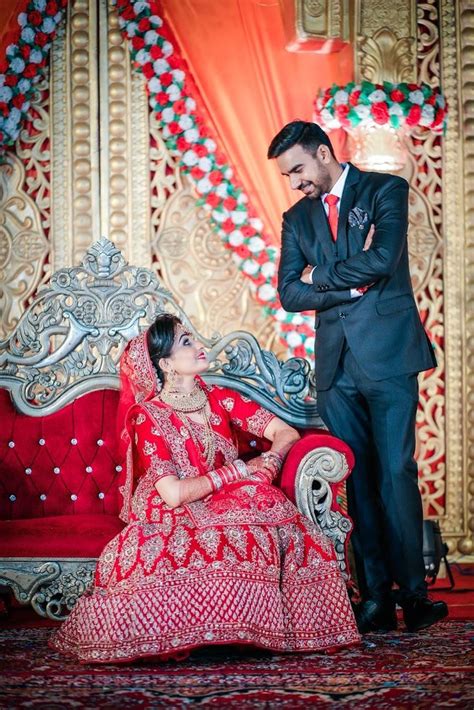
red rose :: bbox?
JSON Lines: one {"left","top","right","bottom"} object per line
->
{"left": 206, "top": 193, "right": 221, "bottom": 208}
{"left": 46, "top": 0, "right": 59, "bottom": 14}
{"left": 156, "top": 91, "right": 170, "bottom": 105}
{"left": 28, "top": 10, "right": 43, "bottom": 25}
{"left": 222, "top": 218, "right": 234, "bottom": 234}
{"left": 407, "top": 83, "right": 418, "bottom": 91}
{"left": 241, "top": 225, "right": 256, "bottom": 238}
{"left": 371, "top": 101, "right": 389, "bottom": 124}
{"left": 235, "top": 245, "right": 251, "bottom": 259}
{"left": 176, "top": 136, "right": 190, "bottom": 151}
{"left": 23, "top": 64, "right": 38, "bottom": 79}
{"left": 121, "top": 6, "right": 135, "bottom": 21}
{"left": 349, "top": 90, "right": 361, "bottom": 106}
{"left": 160, "top": 72, "right": 172, "bottom": 87}
{"left": 190, "top": 166, "right": 205, "bottom": 180}
{"left": 138, "top": 18, "right": 151, "bottom": 32}
{"left": 115, "top": 0, "right": 128, "bottom": 7}
{"left": 390, "top": 89, "right": 405, "bottom": 102}
{"left": 142, "top": 63, "right": 155, "bottom": 79}
{"left": 406, "top": 104, "right": 422, "bottom": 126}
{"left": 199, "top": 125, "right": 211, "bottom": 139}
{"left": 223, "top": 197, "right": 237, "bottom": 211}
{"left": 168, "top": 121, "right": 181, "bottom": 135}
{"left": 150, "top": 45, "right": 163, "bottom": 60}
{"left": 0, "top": 102, "right": 9, "bottom": 117}
{"left": 293, "top": 345, "right": 306, "bottom": 358}
{"left": 35, "top": 32, "right": 49, "bottom": 47}
{"left": 132, "top": 36, "right": 145, "bottom": 51}
{"left": 214, "top": 152, "right": 226, "bottom": 166}
{"left": 5, "top": 74, "right": 18, "bottom": 87}
{"left": 209, "top": 170, "right": 223, "bottom": 186}
{"left": 335, "top": 104, "right": 350, "bottom": 126}
{"left": 195, "top": 144, "right": 208, "bottom": 158}
{"left": 173, "top": 99, "right": 186, "bottom": 115}
{"left": 432, "top": 108, "right": 446, "bottom": 128}
{"left": 168, "top": 56, "right": 184, "bottom": 70}
{"left": 12, "top": 94, "right": 26, "bottom": 109}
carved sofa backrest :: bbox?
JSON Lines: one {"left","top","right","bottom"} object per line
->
{"left": 0, "top": 239, "right": 352, "bottom": 619}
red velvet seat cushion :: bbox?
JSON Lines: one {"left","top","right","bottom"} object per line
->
{"left": 0, "top": 514, "right": 125, "bottom": 557}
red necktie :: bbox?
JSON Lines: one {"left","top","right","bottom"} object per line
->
{"left": 324, "top": 194, "right": 339, "bottom": 242}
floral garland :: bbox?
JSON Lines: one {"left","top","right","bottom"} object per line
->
{"left": 0, "top": 0, "right": 67, "bottom": 147}
{"left": 0, "top": 0, "right": 315, "bottom": 359}
{"left": 314, "top": 81, "right": 447, "bottom": 134}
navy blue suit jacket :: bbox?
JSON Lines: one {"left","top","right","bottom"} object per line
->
{"left": 277, "top": 164, "right": 436, "bottom": 390}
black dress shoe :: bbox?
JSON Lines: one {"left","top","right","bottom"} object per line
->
{"left": 402, "top": 597, "right": 448, "bottom": 632}
{"left": 354, "top": 598, "right": 397, "bottom": 634}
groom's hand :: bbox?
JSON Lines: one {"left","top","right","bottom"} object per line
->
{"left": 300, "top": 265, "right": 314, "bottom": 284}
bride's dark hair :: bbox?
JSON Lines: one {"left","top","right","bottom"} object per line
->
{"left": 147, "top": 314, "right": 182, "bottom": 386}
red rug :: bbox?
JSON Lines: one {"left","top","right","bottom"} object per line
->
{"left": 0, "top": 620, "right": 473, "bottom": 708}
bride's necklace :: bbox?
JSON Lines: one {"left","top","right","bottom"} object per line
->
{"left": 159, "top": 381, "right": 208, "bottom": 413}
{"left": 160, "top": 381, "right": 216, "bottom": 467}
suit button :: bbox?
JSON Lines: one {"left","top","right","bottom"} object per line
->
{"left": 339, "top": 312, "right": 346, "bottom": 319}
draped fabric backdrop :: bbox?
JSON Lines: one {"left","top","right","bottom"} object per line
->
{"left": 162, "top": 0, "right": 353, "bottom": 242}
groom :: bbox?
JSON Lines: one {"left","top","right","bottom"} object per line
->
{"left": 268, "top": 120, "right": 447, "bottom": 633}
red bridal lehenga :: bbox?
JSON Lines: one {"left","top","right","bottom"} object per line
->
{"left": 50, "top": 334, "right": 360, "bottom": 663}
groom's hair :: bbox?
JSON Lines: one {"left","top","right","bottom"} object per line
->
{"left": 267, "top": 120, "right": 336, "bottom": 160}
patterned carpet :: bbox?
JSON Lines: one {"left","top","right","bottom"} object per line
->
{"left": 1, "top": 620, "right": 473, "bottom": 708}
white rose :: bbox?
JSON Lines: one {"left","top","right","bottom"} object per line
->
{"left": 286, "top": 331, "right": 303, "bottom": 347}
{"left": 258, "top": 284, "right": 277, "bottom": 302}
{"left": 232, "top": 252, "right": 243, "bottom": 266}
{"left": 267, "top": 246, "right": 279, "bottom": 261}
{"left": 153, "top": 59, "right": 169, "bottom": 75}
{"left": 161, "top": 125, "right": 170, "bottom": 139}
{"left": 126, "top": 22, "right": 138, "bottom": 37}
{"left": 225, "top": 167, "right": 234, "bottom": 179}
{"left": 305, "top": 337, "right": 315, "bottom": 352}
{"left": 198, "top": 156, "right": 212, "bottom": 172}
{"left": 185, "top": 97, "right": 196, "bottom": 111}
{"left": 135, "top": 49, "right": 150, "bottom": 65}
{"left": 291, "top": 314, "right": 304, "bottom": 325}
{"left": 149, "top": 15, "right": 163, "bottom": 28}
{"left": 231, "top": 210, "right": 247, "bottom": 225}
{"left": 260, "top": 262, "right": 276, "bottom": 279}
{"left": 10, "top": 58, "right": 25, "bottom": 74}
{"left": 18, "top": 78, "right": 31, "bottom": 93}
{"left": 166, "top": 85, "right": 181, "bottom": 101}
{"left": 320, "top": 108, "right": 339, "bottom": 128}
{"left": 6, "top": 44, "right": 17, "bottom": 58}
{"left": 182, "top": 149, "right": 198, "bottom": 166}
{"left": 172, "top": 69, "right": 185, "bottom": 83}
{"left": 215, "top": 182, "right": 228, "bottom": 198}
{"left": 333, "top": 90, "right": 349, "bottom": 105}
{"left": 237, "top": 192, "right": 248, "bottom": 204}
{"left": 144, "top": 30, "right": 159, "bottom": 45}
{"left": 275, "top": 308, "right": 288, "bottom": 322}
{"left": 162, "top": 41, "right": 173, "bottom": 57}
{"left": 0, "top": 76, "right": 5, "bottom": 87}
{"left": 368, "top": 89, "right": 387, "bottom": 103}
{"left": 148, "top": 77, "right": 162, "bottom": 93}
{"left": 242, "top": 259, "right": 260, "bottom": 275}
{"left": 436, "top": 94, "right": 445, "bottom": 109}
{"left": 22, "top": 100, "right": 30, "bottom": 112}
{"left": 229, "top": 230, "right": 244, "bottom": 246}
{"left": 389, "top": 104, "right": 404, "bottom": 116}
{"left": 41, "top": 18, "right": 56, "bottom": 34}
{"left": 408, "top": 89, "right": 424, "bottom": 105}
{"left": 161, "top": 107, "right": 175, "bottom": 123}
{"left": 178, "top": 114, "right": 193, "bottom": 131}
{"left": 211, "top": 210, "right": 226, "bottom": 223}
{"left": 18, "top": 12, "right": 28, "bottom": 27}
{"left": 354, "top": 104, "right": 371, "bottom": 120}
{"left": 30, "top": 50, "right": 43, "bottom": 64}
{"left": 34, "top": 0, "right": 46, "bottom": 11}
{"left": 196, "top": 177, "right": 213, "bottom": 194}
{"left": 420, "top": 104, "right": 435, "bottom": 126}
{"left": 0, "top": 86, "right": 13, "bottom": 102}
{"left": 249, "top": 217, "right": 263, "bottom": 231}
{"left": 248, "top": 237, "right": 265, "bottom": 253}
{"left": 184, "top": 127, "right": 199, "bottom": 143}
{"left": 21, "top": 27, "right": 36, "bottom": 43}
{"left": 204, "top": 138, "right": 216, "bottom": 152}
{"left": 133, "top": 2, "right": 149, "bottom": 14}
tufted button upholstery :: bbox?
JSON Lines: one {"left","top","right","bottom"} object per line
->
{"left": 0, "top": 389, "right": 124, "bottom": 520}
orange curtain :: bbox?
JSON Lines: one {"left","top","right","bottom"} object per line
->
{"left": 0, "top": 0, "right": 28, "bottom": 67}
{"left": 162, "top": 0, "right": 353, "bottom": 243}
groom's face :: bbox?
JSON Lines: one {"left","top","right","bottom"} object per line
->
{"left": 276, "top": 143, "right": 333, "bottom": 200}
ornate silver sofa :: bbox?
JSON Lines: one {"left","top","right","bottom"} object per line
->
{"left": 0, "top": 238, "right": 353, "bottom": 620}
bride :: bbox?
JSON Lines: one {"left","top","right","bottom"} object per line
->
{"left": 50, "top": 314, "right": 359, "bottom": 663}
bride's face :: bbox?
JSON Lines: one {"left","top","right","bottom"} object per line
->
{"left": 164, "top": 327, "right": 208, "bottom": 378}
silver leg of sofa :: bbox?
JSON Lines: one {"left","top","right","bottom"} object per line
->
{"left": 0, "top": 558, "right": 97, "bottom": 620}
{"left": 295, "top": 447, "right": 353, "bottom": 581}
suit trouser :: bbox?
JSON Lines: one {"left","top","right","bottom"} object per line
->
{"left": 317, "top": 344, "right": 427, "bottom": 602}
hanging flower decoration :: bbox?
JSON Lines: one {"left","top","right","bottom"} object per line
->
{"left": 0, "top": 0, "right": 68, "bottom": 147}
{"left": 314, "top": 81, "right": 447, "bottom": 134}
{"left": 0, "top": 0, "right": 316, "bottom": 360}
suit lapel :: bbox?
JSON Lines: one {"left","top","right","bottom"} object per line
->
{"left": 309, "top": 197, "right": 335, "bottom": 262}
{"left": 337, "top": 163, "right": 361, "bottom": 249}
